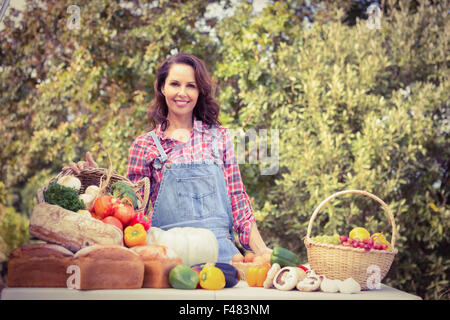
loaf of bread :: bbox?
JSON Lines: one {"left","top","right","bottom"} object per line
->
{"left": 30, "top": 203, "right": 123, "bottom": 252}
{"left": 75, "top": 244, "right": 144, "bottom": 289}
{"left": 130, "top": 245, "right": 182, "bottom": 288}
{"left": 7, "top": 243, "right": 74, "bottom": 287}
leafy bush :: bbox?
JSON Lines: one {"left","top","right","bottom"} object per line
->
{"left": 214, "top": 1, "right": 449, "bottom": 299}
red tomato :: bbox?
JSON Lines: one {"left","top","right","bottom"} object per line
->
{"left": 113, "top": 203, "right": 136, "bottom": 227}
{"left": 93, "top": 195, "right": 115, "bottom": 219}
{"left": 102, "top": 216, "right": 123, "bottom": 231}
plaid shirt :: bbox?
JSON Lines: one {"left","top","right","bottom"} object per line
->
{"left": 126, "top": 118, "right": 255, "bottom": 250}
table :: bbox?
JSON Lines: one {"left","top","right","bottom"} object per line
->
{"left": 1, "top": 281, "right": 421, "bottom": 300}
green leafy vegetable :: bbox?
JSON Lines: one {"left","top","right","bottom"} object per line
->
{"left": 44, "top": 182, "right": 86, "bottom": 212}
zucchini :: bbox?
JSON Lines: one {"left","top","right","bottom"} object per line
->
{"left": 270, "top": 246, "right": 300, "bottom": 268}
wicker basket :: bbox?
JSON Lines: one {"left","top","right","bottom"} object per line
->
{"left": 37, "top": 167, "right": 151, "bottom": 214}
{"left": 304, "top": 190, "right": 398, "bottom": 290}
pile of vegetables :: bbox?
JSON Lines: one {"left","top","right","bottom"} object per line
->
{"left": 43, "top": 175, "right": 361, "bottom": 293}
{"left": 43, "top": 174, "right": 150, "bottom": 248}
{"left": 233, "top": 246, "right": 361, "bottom": 294}
{"left": 168, "top": 262, "right": 240, "bottom": 290}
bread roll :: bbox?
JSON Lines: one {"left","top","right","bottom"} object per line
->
{"left": 7, "top": 244, "right": 74, "bottom": 287}
{"left": 130, "top": 245, "right": 182, "bottom": 288}
{"left": 74, "top": 245, "right": 144, "bottom": 289}
{"left": 30, "top": 203, "right": 123, "bottom": 252}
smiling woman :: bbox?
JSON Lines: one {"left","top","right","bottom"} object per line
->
{"left": 125, "top": 52, "right": 271, "bottom": 263}
{"left": 66, "top": 52, "right": 271, "bottom": 263}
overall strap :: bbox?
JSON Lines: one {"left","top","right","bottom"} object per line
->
{"left": 150, "top": 131, "right": 168, "bottom": 169}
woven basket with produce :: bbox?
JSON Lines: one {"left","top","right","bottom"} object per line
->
{"left": 304, "top": 190, "right": 398, "bottom": 290}
{"left": 30, "top": 167, "right": 151, "bottom": 252}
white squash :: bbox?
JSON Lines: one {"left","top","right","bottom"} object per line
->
{"left": 146, "top": 227, "right": 218, "bottom": 266}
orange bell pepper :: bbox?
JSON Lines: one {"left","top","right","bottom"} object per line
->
{"left": 124, "top": 223, "right": 147, "bottom": 247}
{"left": 246, "top": 264, "right": 270, "bottom": 287}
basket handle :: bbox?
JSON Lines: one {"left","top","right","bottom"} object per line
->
{"left": 306, "top": 190, "right": 397, "bottom": 249}
{"left": 36, "top": 170, "right": 71, "bottom": 204}
{"left": 134, "top": 177, "right": 151, "bottom": 214}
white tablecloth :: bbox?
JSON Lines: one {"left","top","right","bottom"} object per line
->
{"left": 1, "top": 281, "right": 421, "bottom": 300}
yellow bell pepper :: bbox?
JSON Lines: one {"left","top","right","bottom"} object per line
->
{"left": 199, "top": 264, "right": 226, "bottom": 290}
{"left": 246, "top": 264, "right": 270, "bottom": 287}
{"left": 124, "top": 223, "right": 147, "bottom": 247}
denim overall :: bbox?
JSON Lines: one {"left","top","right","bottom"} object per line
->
{"left": 149, "top": 127, "right": 240, "bottom": 263}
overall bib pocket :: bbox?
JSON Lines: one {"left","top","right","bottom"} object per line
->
{"left": 176, "top": 175, "right": 217, "bottom": 219}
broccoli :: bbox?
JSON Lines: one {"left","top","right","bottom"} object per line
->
{"left": 109, "top": 181, "right": 138, "bottom": 210}
{"left": 44, "top": 182, "right": 86, "bottom": 212}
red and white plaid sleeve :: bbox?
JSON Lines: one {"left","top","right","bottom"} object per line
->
{"left": 221, "top": 127, "right": 255, "bottom": 250}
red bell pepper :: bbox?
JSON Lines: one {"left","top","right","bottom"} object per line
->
{"left": 298, "top": 264, "right": 309, "bottom": 272}
{"left": 129, "top": 211, "right": 151, "bottom": 231}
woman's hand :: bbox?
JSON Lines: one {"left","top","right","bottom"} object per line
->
{"left": 249, "top": 223, "right": 272, "bottom": 256}
{"left": 62, "top": 152, "right": 98, "bottom": 174}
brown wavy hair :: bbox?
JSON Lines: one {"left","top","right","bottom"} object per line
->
{"left": 148, "top": 53, "right": 221, "bottom": 131}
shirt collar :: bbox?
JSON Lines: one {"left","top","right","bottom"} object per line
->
{"left": 192, "top": 116, "right": 207, "bottom": 133}
{"left": 154, "top": 116, "right": 207, "bottom": 140}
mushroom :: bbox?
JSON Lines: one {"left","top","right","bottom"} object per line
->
{"left": 273, "top": 267, "right": 306, "bottom": 291}
{"left": 337, "top": 278, "right": 361, "bottom": 294}
{"left": 319, "top": 276, "right": 340, "bottom": 293}
{"left": 263, "top": 263, "right": 281, "bottom": 289}
{"left": 296, "top": 270, "right": 322, "bottom": 292}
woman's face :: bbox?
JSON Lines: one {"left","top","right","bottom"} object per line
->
{"left": 161, "top": 63, "right": 199, "bottom": 124}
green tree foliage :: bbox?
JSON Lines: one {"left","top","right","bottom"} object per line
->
{"left": 214, "top": 0, "right": 449, "bottom": 300}
{"left": 0, "top": 0, "right": 448, "bottom": 299}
